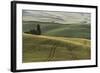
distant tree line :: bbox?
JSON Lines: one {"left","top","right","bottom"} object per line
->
{"left": 25, "top": 24, "right": 41, "bottom": 35}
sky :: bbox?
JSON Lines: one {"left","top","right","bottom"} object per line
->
{"left": 22, "top": 10, "right": 91, "bottom": 24}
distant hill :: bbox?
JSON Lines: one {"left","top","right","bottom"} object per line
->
{"left": 23, "top": 33, "right": 90, "bottom": 63}
{"left": 23, "top": 21, "right": 90, "bottom": 39}
{"left": 22, "top": 10, "right": 91, "bottom": 24}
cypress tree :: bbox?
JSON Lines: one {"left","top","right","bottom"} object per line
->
{"left": 37, "top": 24, "right": 41, "bottom": 35}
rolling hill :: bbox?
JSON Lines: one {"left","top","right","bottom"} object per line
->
{"left": 23, "top": 10, "right": 90, "bottom": 24}
{"left": 23, "top": 21, "right": 90, "bottom": 39}
{"left": 23, "top": 33, "right": 90, "bottom": 63}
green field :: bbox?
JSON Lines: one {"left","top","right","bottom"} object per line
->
{"left": 22, "top": 21, "right": 91, "bottom": 63}
{"left": 23, "top": 21, "right": 90, "bottom": 39}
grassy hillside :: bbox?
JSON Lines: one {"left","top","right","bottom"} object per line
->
{"left": 23, "top": 21, "right": 90, "bottom": 39}
{"left": 23, "top": 33, "right": 90, "bottom": 63}
{"left": 43, "top": 25, "right": 90, "bottom": 39}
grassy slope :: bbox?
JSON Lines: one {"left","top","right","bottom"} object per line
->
{"left": 23, "top": 21, "right": 90, "bottom": 39}
{"left": 23, "top": 33, "right": 90, "bottom": 63}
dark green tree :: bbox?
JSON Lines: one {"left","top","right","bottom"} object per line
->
{"left": 37, "top": 24, "right": 41, "bottom": 35}
{"left": 25, "top": 29, "right": 37, "bottom": 34}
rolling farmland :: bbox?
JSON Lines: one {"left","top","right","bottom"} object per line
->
{"left": 22, "top": 21, "right": 91, "bottom": 63}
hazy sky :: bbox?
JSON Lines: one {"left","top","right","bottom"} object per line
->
{"left": 22, "top": 10, "right": 91, "bottom": 24}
